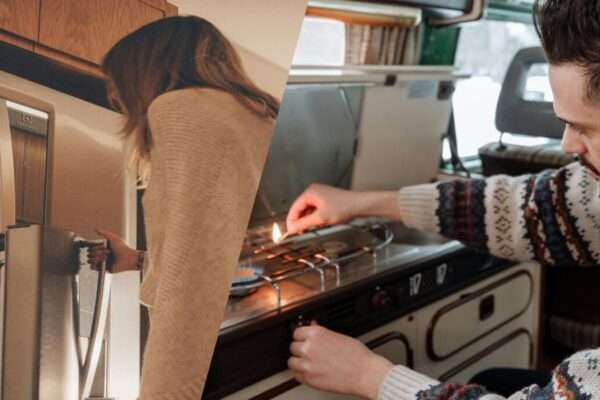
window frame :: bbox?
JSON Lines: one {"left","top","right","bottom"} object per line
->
{"left": 440, "top": 5, "right": 559, "bottom": 173}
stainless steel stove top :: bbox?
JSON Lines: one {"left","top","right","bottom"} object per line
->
{"left": 221, "top": 219, "right": 462, "bottom": 330}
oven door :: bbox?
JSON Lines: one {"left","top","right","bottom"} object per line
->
{"left": 227, "top": 316, "right": 416, "bottom": 400}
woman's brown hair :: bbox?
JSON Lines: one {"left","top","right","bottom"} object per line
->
{"left": 101, "top": 15, "right": 280, "bottom": 175}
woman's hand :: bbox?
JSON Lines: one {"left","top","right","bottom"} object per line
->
{"left": 87, "top": 229, "right": 142, "bottom": 273}
{"left": 286, "top": 184, "right": 360, "bottom": 235}
{"left": 288, "top": 323, "right": 393, "bottom": 399}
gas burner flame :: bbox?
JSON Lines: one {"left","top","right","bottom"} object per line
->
{"left": 272, "top": 223, "right": 283, "bottom": 243}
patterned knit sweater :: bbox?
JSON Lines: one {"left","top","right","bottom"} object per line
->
{"left": 380, "top": 162, "right": 600, "bottom": 400}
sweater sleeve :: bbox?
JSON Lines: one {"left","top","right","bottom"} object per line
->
{"left": 379, "top": 349, "right": 600, "bottom": 400}
{"left": 139, "top": 91, "right": 271, "bottom": 399}
{"left": 398, "top": 162, "right": 600, "bottom": 266}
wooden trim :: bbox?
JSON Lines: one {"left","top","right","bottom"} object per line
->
{"left": 439, "top": 329, "right": 533, "bottom": 382}
{"left": 33, "top": 44, "right": 103, "bottom": 78}
{"left": 165, "top": 2, "right": 178, "bottom": 17}
{"left": 0, "top": 41, "right": 110, "bottom": 109}
{"left": 139, "top": 0, "right": 167, "bottom": 12}
{"left": 306, "top": 7, "right": 417, "bottom": 27}
{"left": 426, "top": 270, "right": 534, "bottom": 361}
{"left": 0, "top": 30, "right": 35, "bottom": 51}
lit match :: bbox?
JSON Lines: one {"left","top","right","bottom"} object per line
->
{"left": 272, "top": 223, "right": 283, "bottom": 243}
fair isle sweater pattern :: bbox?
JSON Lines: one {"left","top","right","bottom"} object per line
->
{"left": 407, "top": 348, "right": 600, "bottom": 400}
{"left": 554, "top": 168, "right": 595, "bottom": 265}
{"left": 386, "top": 162, "right": 600, "bottom": 400}
{"left": 436, "top": 179, "right": 489, "bottom": 254}
{"left": 433, "top": 163, "right": 599, "bottom": 267}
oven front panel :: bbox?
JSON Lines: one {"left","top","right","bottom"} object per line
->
{"left": 204, "top": 250, "right": 511, "bottom": 399}
{"left": 221, "top": 316, "right": 415, "bottom": 400}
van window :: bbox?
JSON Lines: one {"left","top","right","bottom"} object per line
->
{"left": 449, "top": 20, "right": 557, "bottom": 160}
{"left": 524, "top": 63, "right": 553, "bottom": 102}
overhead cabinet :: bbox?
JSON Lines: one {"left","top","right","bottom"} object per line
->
{"left": 0, "top": 0, "right": 177, "bottom": 75}
{"left": 38, "top": 0, "right": 164, "bottom": 65}
{"left": 0, "top": 0, "right": 40, "bottom": 49}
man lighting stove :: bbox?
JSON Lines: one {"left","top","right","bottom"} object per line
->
{"left": 285, "top": 1, "right": 600, "bottom": 399}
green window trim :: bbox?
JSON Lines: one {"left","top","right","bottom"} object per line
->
{"left": 419, "top": 0, "right": 534, "bottom": 65}
{"left": 419, "top": 26, "right": 461, "bottom": 66}
{"left": 486, "top": 0, "right": 534, "bottom": 23}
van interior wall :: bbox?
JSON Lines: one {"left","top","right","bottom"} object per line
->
{"left": 168, "top": 0, "right": 308, "bottom": 98}
{"left": 351, "top": 76, "right": 453, "bottom": 190}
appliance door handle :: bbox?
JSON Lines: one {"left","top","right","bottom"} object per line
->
{"left": 0, "top": 99, "right": 16, "bottom": 231}
{"left": 77, "top": 239, "right": 112, "bottom": 400}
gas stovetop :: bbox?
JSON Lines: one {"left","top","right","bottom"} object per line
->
{"left": 207, "top": 220, "right": 511, "bottom": 399}
{"left": 221, "top": 218, "right": 463, "bottom": 331}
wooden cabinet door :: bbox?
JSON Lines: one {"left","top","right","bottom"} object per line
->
{"left": 0, "top": 0, "right": 40, "bottom": 48}
{"left": 11, "top": 128, "right": 47, "bottom": 224}
{"left": 38, "top": 0, "right": 164, "bottom": 65}
{"left": 413, "top": 263, "right": 541, "bottom": 380}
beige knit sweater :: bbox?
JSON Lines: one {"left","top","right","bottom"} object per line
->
{"left": 139, "top": 87, "right": 273, "bottom": 399}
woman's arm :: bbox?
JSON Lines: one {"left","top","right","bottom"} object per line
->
{"left": 88, "top": 229, "right": 144, "bottom": 273}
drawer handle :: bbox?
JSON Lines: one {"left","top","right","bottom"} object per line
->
{"left": 365, "top": 331, "right": 414, "bottom": 368}
{"left": 479, "top": 295, "right": 495, "bottom": 321}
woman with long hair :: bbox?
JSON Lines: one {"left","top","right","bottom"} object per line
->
{"left": 90, "top": 15, "right": 278, "bottom": 398}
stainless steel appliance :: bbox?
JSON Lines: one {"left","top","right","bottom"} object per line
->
{"left": 225, "top": 219, "right": 457, "bottom": 329}
{"left": 0, "top": 71, "right": 138, "bottom": 400}
{"left": 3, "top": 225, "right": 111, "bottom": 400}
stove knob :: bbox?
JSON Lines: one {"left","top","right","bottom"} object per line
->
{"left": 371, "top": 289, "right": 392, "bottom": 310}
{"left": 289, "top": 315, "right": 311, "bottom": 333}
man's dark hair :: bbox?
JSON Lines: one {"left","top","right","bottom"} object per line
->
{"left": 534, "top": 0, "right": 600, "bottom": 102}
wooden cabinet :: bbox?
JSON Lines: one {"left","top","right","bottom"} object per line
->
{"left": 0, "top": 0, "right": 177, "bottom": 76}
{"left": 0, "top": 0, "right": 40, "bottom": 50}
{"left": 414, "top": 263, "right": 541, "bottom": 382}
{"left": 11, "top": 127, "right": 47, "bottom": 224}
{"left": 38, "top": 0, "right": 163, "bottom": 66}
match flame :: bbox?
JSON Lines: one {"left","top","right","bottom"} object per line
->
{"left": 272, "top": 223, "right": 283, "bottom": 243}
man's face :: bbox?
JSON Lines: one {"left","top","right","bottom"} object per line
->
{"left": 550, "top": 64, "right": 600, "bottom": 175}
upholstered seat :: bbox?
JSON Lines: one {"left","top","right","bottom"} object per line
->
{"left": 479, "top": 142, "right": 574, "bottom": 176}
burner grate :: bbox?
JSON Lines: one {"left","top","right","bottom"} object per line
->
{"left": 231, "top": 222, "right": 394, "bottom": 309}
